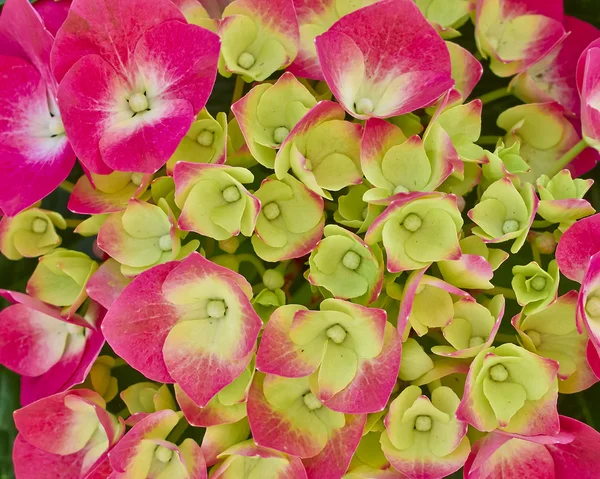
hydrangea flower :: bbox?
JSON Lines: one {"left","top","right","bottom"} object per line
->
{"left": 580, "top": 39, "right": 600, "bottom": 151}
{"left": 333, "top": 184, "right": 384, "bottom": 233}
{"left": 512, "top": 260, "right": 560, "bottom": 314}
{"left": 0, "top": 0, "right": 75, "bottom": 216}
{"left": 256, "top": 300, "right": 401, "bottom": 413}
{"left": 102, "top": 252, "right": 262, "bottom": 408}
{"left": 555, "top": 213, "right": 600, "bottom": 283}
{"left": 315, "top": 0, "right": 453, "bottom": 119}
{"left": 380, "top": 385, "right": 470, "bottom": 479}
{"left": 12, "top": 389, "right": 124, "bottom": 479}
{"left": 536, "top": 170, "right": 595, "bottom": 226}
{"left": 52, "top": 0, "right": 220, "bottom": 173}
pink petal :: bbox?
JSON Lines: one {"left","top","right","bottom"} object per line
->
{"left": 50, "top": 0, "right": 184, "bottom": 82}
{"left": 581, "top": 47, "right": 600, "bottom": 148}
{"left": 547, "top": 415, "right": 600, "bottom": 475}
{"left": 32, "top": 0, "right": 72, "bottom": 37}
{"left": 87, "top": 259, "right": 133, "bottom": 309}
{"left": 175, "top": 385, "right": 247, "bottom": 427}
{"left": 102, "top": 262, "right": 180, "bottom": 382}
{"left": 556, "top": 213, "right": 600, "bottom": 283}
{"left": 315, "top": 0, "right": 452, "bottom": 119}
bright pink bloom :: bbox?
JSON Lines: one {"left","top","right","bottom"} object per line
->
{"left": 0, "top": 291, "right": 104, "bottom": 405}
{"left": 0, "top": 0, "right": 76, "bottom": 216}
{"left": 556, "top": 213, "right": 600, "bottom": 283}
{"left": 579, "top": 40, "right": 600, "bottom": 151}
{"left": 102, "top": 252, "right": 262, "bottom": 408}
{"left": 13, "top": 389, "right": 124, "bottom": 479}
{"left": 33, "top": 0, "right": 72, "bottom": 36}
{"left": 464, "top": 416, "right": 600, "bottom": 478}
{"left": 52, "top": 0, "right": 220, "bottom": 174}
{"left": 315, "top": 0, "right": 453, "bottom": 119}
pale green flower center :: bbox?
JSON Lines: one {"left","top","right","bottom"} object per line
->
{"left": 207, "top": 299, "right": 227, "bottom": 319}
{"left": 263, "top": 202, "right": 281, "bottom": 220}
{"left": 469, "top": 336, "right": 485, "bottom": 348}
{"left": 356, "top": 98, "right": 374, "bottom": 114}
{"left": 32, "top": 218, "right": 48, "bottom": 234}
{"left": 263, "top": 269, "right": 285, "bottom": 290}
{"left": 531, "top": 276, "right": 546, "bottom": 291}
{"left": 158, "top": 234, "right": 172, "bottom": 252}
{"left": 502, "top": 219, "right": 520, "bottom": 234}
{"left": 303, "top": 392, "right": 322, "bottom": 411}
{"left": 342, "top": 250, "right": 361, "bottom": 270}
{"left": 393, "top": 185, "right": 409, "bottom": 195}
{"left": 223, "top": 185, "right": 241, "bottom": 203}
{"left": 326, "top": 324, "right": 347, "bottom": 344}
{"left": 131, "top": 173, "right": 144, "bottom": 186}
{"left": 48, "top": 116, "right": 64, "bottom": 137}
{"left": 585, "top": 297, "right": 600, "bottom": 318}
{"left": 415, "top": 415, "right": 432, "bottom": 432}
{"left": 154, "top": 445, "right": 173, "bottom": 463}
{"left": 403, "top": 214, "right": 422, "bottom": 232}
{"left": 489, "top": 364, "right": 508, "bottom": 382}
{"left": 197, "top": 130, "right": 214, "bottom": 146}
{"left": 528, "top": 330, "right": 542, "bottom": 347}
{"left": 273, "top": 127, "right": 289, "bottom": 144}
{"left": 128, "top": 92, "right": 149, "bottom": 113}
{"left": 238, "top": 52, "right": 255, "bottom": 69}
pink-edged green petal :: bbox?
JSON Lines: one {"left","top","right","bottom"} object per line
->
{"left": 315, "top": 0, "right": 453, "bottom": 119}
{"left": 556, "top": 213, "right": 600, "bottom": 283}
{"left": 446, "top": 41, "right": 483, "bottom": 104}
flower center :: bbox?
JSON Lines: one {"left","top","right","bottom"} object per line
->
{"left": 414, "top": 415, "right": 432, "bottom": 432}
{"left": 303, "top": 392, "right": 322, "bottom": 410}
{"left": 238, "top": 52, "right": 255, "bottom": 69}
{"left": 528, "top": 330, "right": 542, "bottom": 347}
{"left": 403, "top": 213, "right": 422, "bottom": 232}
{"left": 31, "top": 218, "right": 48, "bottom": 234}
{"left": 469, "top": 336, "right": 485, "bottom": 348}
{"left": 263, "top": 202, "right": 281, "bottom": 220}
{"left": 489, "top": 364, "right": 509, "bottom": 382}
{"left": 326, "top": 324, "right": 347, "bottom": 344}
{"left": 128, "top": 92, "right": 149, "bottom": 113}
{"left": 342, "top": 250, "right": 361, "bottom": 270}
{"left": 585, "top": 297, "right": 600, "bottom": 318}
{"left": 530, "top": 276, "right": 546, "bottom": 291}
{"left": 131, "top": 173, "right": 144, "bottom": 186}
{"left": 48, "top": 116, "right": 65, "bottom": 137}
{"left": 158, "top": 234, "right": 172, "bottom": 252}
{"left": 154, "top": 445, "right": 173, "bottom": 463}
{"left": 393, "top": 185, "right": 409, "bottom": 195}
{"left": 222, "top": 185, "right": 241, "bottom": 203}
{"left": 273, "top": 126, "right": 289, "bottom": 144}
{"left": 207, "top": 299, "right": 227, "bottom": 319}
{"left": 356, "top": 98, "right": 374, "bottom": 114}
{"left": 197, "top": 130, "right": 214, "bottom": 146}
{"left": 502, "top": 219, "right": 520, "bottom": 234}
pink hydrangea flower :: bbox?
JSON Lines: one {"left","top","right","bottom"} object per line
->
{"left": 52, "top": 0, "right": 220, "bottom": 174}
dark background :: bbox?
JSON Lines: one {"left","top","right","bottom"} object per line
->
{"left": 1, "top": 1, "right": 599, "bottom": 478}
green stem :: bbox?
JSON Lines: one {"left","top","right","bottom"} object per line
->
{"left": 166, "top": 419, "right": 189, "bottom": 444}
{"left": 237, "top": 253, "right": 266, "bottom": 276}
{"left": 228, "top": 75, "right": 245, "bottom": 120}
{"left": 578, "top": 394, "right": 595, "bottom": 429}
{"left": 477, "top": 135, "right": 501, "bottom": 145}
{"left": 547, "top": 139, "right": 589, "bottom": 178}
{"left": 65, "top": 218, "right": 83, "bottom": 228}
{"left": 488, "top": 286, "right": 517, "bottom": 300}
{"left": 59, "top": 180, "right": 75, "bottom": 193}
{"left": 531, "top": 242, "right": 542, "bottom": 266}
{"left": 531, "top": 220, "right": 552, "bottom": 229}
{"left": 495, "top": 333, "right": 518, "bottom": 344}
{"left": 479, "top": 87, "right": 511, "bottom": 105}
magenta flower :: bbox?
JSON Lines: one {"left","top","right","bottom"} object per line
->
{"left": 102, "top": 252, "right": 262, "bottom": 408}
{"left": 13, "top": 389, "right": 124, "bottom": 479}
{"left": 0, "top": 291, "right": 104, "bottom": 405}
{"left": 0, "top": 0, "right": 76, "bottom": 216}
{"left": 464, "top": 416, "right": 600, "bottom": 478}
{"left": 578, "top": 252, "right": 600, "bottom": 358}
{"left": 579, "top": 39, "right": 600, "bottom": 151}
{"left": 32, "top": 0, "right": 72, "bottom": 36}
{"left": 52, "top": 0, "right": 220, "bottom": 174}
{"left": 314, "top": 0, "right": 453, "bottom": 119}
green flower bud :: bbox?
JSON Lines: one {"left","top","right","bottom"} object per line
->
{"left": 481, "top": 141, "right": 529, "bottom": 189}
{"left": 121, "top": 382, "right": 177, "bottom": 416}
{"left": 333, "top": 184, "right": 383, "bottom": 233}
{"left": 512, "top": 260, "right": 559, "bottom": 314}
{"left": 536, "top": 170, "right": 595, "bottom": 226}
{"left": 263, "top": 269, "right": 285, "bottom": 290}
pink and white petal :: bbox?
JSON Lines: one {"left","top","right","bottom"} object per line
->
{"left": 32, "top": 0, "right": 72, "bottom": 37}
{"left": 50, "top": 0, "right": 184, "bottom": 81}
{"left": 14, "top": 389, "right": 106, "bottom": 456}
{"left": 132, "top": 20, "right": 220, "bottom": 112}
{"left": 302, "top": 413, "right": 366, "bottom": 479}
{"left": 256, "top": 305, "right": 322, "bottom": 377}
{"left": 102, "top": 262, "right": 180, "bottom": 382}
{"left": 323, "top": 322, "right": 401, "bottom": 414}
{"left": 556, "top": 213, "right": 600, "bottom": 283}
{"left": 87, "top": 259, "right": 133, "bottom": 310}
{"left": 0, "top": 303, "right": 68, "bottom": 377}
{"left": 0, "top": 56, "right": 75, "bottom": 216}
{"left": 315, "top": 0, "right": 453, "bottom": 119}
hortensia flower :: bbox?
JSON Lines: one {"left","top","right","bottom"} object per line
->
{"left": 52, "top": 0, "right": 220, "bottom": 173}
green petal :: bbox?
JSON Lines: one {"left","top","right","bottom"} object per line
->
{"left": 404, "top": 209, "right": 460, "bottom": 263}
{"left": 483, "top": 377, "right": 526, "bottom": 425}
{"left": 318, "top": 341, "right": 358, "bottom": 398}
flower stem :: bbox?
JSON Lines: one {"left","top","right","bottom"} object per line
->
{"left": 228, "top": 75, "right": 245, "bottom": 120}
{"left": 477, "top": 135, "right": 501, "bottom": 145}
{"left": 166, "top": 419, "right": 189, "bottom": 444}
{"left": 546, "top": 139, "right": 589, "bottom": 178}
{"left": 237, "top": 253, "right": 266, "bottom": 276}
{"left": 531, "top": 242, "right": 542, "bottom": 266}
{"left": 531, "top": 220, "right": 552, "bottom": 229}
{"left": 488, "top": 286, "right": 517, "bottom": 300}
{"left": 65, "top": 218, "right": 83, "bottom": 228}
{"left": 59, "top": 180, "right": 75, "bottom": 193}
{"left": 495, "top": 333, "right": 518, "bottom": 344}
{"left": 479, "top": 87, "right": 511, "bottom": 105}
